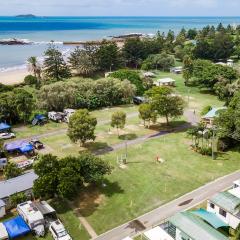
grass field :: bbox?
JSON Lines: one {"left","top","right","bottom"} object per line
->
{"left": 76, "top": 132, "right": 240, "bottom": 234}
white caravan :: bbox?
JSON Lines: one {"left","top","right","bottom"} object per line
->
{"left": 17, "top": 201, "right": 45, "bottom": 236}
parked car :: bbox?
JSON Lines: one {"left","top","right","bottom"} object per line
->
{"left": 29, "top": 139, "right": 44, "bottom": 150}
{"left": 49, "top": 220, "right": 72, "bottom": 240}
{"left": 133, "top": 96, "right": 146, "bottom": 105}
{"left": 0, "top": 132, "right": 15, "bottom": 139}
{"left": 48, "top": 112, "right": 64, "bottom": 123}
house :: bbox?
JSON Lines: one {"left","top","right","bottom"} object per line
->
{"left": 143, "top": 226, "right": 173, "bottom": 240}
{"left": 154, "top": 78, "right": 176, "bottom": 87}
{"left": 0, "top": 171, "right": 38, "bottom": 209}
{"left": 201, "top": 107, "right": 227, "bottom": 126}
{"left": 166, "top": 211, "right": 228, "bottom": 240}
{"left": 207, "top": 191, "right": 240, "bottom": 229}
{"left": 0, "top": 200, "right": 6, "bottom": 218}
{"left": 0, "top": 123, "right": 11, "bottom": 133}
{"left": 170, "top": 66, "right": 183, "bottom": 74}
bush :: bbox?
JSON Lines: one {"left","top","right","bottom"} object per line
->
{"left": 198, "top": 147, "right": 212, "bottom": 156}
{"left": 9, "top": 192, "right": 28, "bottom": 207}
{"left": 24, "top": 75, "right": 38, "bottom": 85}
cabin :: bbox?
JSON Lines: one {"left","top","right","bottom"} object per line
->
{"left": 207, "top": 191, "right": 240, "bottom": 229}
{"left": 201, "top": 107, "right": 227, "bottom": 127}
{"left": 166, "top": 211, "right": 228, "bottom": 240}
{"left": 154, "top": 78, "right": 176, "bottom": 87}
{"left": 0, "top": 171, "right": 38, "bottom": 209}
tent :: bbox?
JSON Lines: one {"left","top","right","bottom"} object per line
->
{"left": 3, "top": 216, "right": 30, "bottom": 239}
{"left": 32, "top": 114, "right": 47, "bottom": 126}
{"left": 0, "top": 123, "right": 11, "bottom": 133}
{"left": 4, "top": 140, "right": 33, "bottom": 153}
{"left": 0, "top": 223, "right": 8, "bottom": 240}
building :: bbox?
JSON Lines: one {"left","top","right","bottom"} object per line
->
{"left": 154, "top": 78, "right": 176, "bottom": 87}
{"left": 0, "top": 171, "right": 38, "bottom": 209}
{"left": 201, "top": 107, "right": 227, "bottom": 126}
{"left": 207, "top": 191, "right": 240, "bottom": 229}
{"left": 166, "top": 211, "right": 228, "bottom": 240}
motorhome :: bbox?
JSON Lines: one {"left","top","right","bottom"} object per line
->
{"left": 17, "top": 201, "right": 45, "bottom": 236}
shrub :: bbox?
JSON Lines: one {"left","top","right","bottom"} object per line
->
{"left": 9, "top": 192, "right": 28, "bottom": 207}
{"left": 24, "top": 75, "right": 38, "bottom": 85}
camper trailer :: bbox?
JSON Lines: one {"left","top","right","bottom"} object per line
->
{"left": 63, "top": 109, "right": 76, "bottom": 123}
{"left": 48, "top": 112, "right": 64, "bottom": 123}
{"left": 17, "top": 201, "right": 45, "bottom": 237}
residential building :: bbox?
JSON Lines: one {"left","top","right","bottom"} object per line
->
{"left": 207, "top": 191, "right": 240, "bottom": 229}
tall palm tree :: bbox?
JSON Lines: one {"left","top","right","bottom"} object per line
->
{"left": 27, "top": 56, "right": 42, "bottom": 85}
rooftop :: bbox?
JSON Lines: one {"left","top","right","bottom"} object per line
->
{"left": 210, "top": 191, "right": 240, "bottom": 215}
{"left": 143, "top": 226, "right": 174, "bottom": 240}
{"left": 169, "top": 212, "right": 228, "bottom": 240}
{"left": 202, "top": 107, "right": 227, "bottom": 119}
{"left": 157, "top": 78, "right": 176, "bottom": 83}
{"left": 0, "top": 171, "right": 38, "bottom": 199}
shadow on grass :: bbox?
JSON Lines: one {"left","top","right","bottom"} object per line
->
{"left": 119, "top": 133, "right": 137, "bottom": 140}
{"left": 73, "top": 180, "right": 124, "bottom": 217}
{"left": 84, "top": 141, "right": 113, "bottom": 153}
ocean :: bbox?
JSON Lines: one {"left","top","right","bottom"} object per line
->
{"left": 1, "top": 16, "right": 240, "bottom": 71}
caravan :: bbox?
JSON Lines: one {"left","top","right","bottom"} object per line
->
{"left": 17, "top": 201, "right": 45, "bottom": 237}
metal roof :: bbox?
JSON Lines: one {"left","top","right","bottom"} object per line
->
{"left": 202, "top": 107, "right": 227, "bottom": 119}
{"left": 190, "top": 208, "right": 229, "bottom": 229}
{"left": 157, "top": 78, "right": 176, "bottom": 83}
{"left": 210, "top": 191, "right": 240, "bottom": 214}
{"left": 169, "top": 212, "right": 228, "bottom": 240}
{"left": 0, "top": 171, "right": 38, "bottom": 199}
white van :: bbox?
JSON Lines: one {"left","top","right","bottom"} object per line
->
{"left": 49, "top": 220, "right": 72, "bottom": 240}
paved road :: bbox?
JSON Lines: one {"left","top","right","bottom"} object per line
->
{"left": 93, "top": 170, "right": 240, "bottom": 240}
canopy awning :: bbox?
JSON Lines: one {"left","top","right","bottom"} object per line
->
{"left": 0, "top": 123, "right": 11, "bottom": 131}
{"left": 3, "top": 216, "right": 30, "bottom": 239}
{"left": 191, "top": 209, "right": 229, "bottom": 229}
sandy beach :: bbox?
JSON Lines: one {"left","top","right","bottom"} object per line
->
{"left": 0, "top": 68, "right": 27, "bottom": 85}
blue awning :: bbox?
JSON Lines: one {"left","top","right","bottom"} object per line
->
{"left": 35, "top": 114, "right": 46, "bottom": 120}
{"left": 0, "top": 123, "right": 11, "bottom": 131}
{"left": 191, "top": 208, "right": 229, "bottom": 229}
{"left": 3, "top": 216, "right": 30, "bottom": 239}
{"left": 19, "top": 144, "right": 34, "bottom": 153}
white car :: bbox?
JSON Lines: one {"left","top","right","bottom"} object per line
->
{"left": 49, "top": 220, "right": 72, "bottom": 240}
{"left": 0, "top": 132, "right": 15, "bottom": 139}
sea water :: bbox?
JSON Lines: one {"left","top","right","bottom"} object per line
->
{"left": 1, "top": 16, "right": 240, "bottom": 70}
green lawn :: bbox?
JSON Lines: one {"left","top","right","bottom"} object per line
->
{"left": 75, "top": 132, "right": 240, "bottom": 234}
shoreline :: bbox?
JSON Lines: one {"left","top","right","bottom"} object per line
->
{"left": 0, "top": 68, "right": 28, "bottom": 85}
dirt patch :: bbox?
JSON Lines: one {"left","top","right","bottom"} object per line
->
{"left": 74, "top": 186, "right": 106, "bottom": 217}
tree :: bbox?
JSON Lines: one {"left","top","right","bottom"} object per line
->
{"left": 4, "top": 162, "right": 23, "bottom": 179}
{"left": 235, "top": 223, "right": 240, "bottom": 240}
{"left": 146, "top": 86, "right": 185, "bottom": 125}
{"left": 27, "top": 56, "right": 42, "bottom": 86}
{"left": 96, "top": 42, "right": 120, "bottom": 71}
{"left": 138, "top": 103, "right": 157, "bottom": 128}
{"left": 111, "top": 111, "right": 126, "bottom": 137}
{"left": 77, "top": 152, "right": 112, "bottom": 183}
{"left": 68, "top": 109, "right": 97, "bottom": 146}
{"left": 33, "top": 154, "right": 60, "bottom": 198}
{"left": 122, "top": 38, "right": 145, "bottom": 68}
{"left": 43, "top": 45, "right": 71, "bottom": 81}
{"left": 183, "top": 55, "right": 193, "bottom": 86}
{"left": 13, "top": 88, "right": 34, "bottom": 123}
{"left": 68, "top": 47, "right": 97, "bottom": 77}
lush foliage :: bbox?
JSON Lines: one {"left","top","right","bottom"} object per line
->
{"left": 111, "top": 111, "right": 126, "bottom": 136}
{"left": 4, "top": 162, "right": 23, "bottom": 179}
{"left": 33, "top": 153, "right": 112, "bottom": 199}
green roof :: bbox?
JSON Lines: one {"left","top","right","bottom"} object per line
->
{"left": 191, "top": 208, "right": 229, "bottom": 229}
{"left": 210, "top": 191, "right": 240, "bottom": 214}
{"left": 169, "top": 212, "right": 228, "bottom": 240}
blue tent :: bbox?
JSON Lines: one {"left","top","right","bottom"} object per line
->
{"left": 19, "top": 144, "right": 34, "bottom": 153}
{"left": 3, "top": 216, "right": 30, "bottom": 239}
{"left": 35, "top": 114, "right": 46, "bottom": 121}
{"left": 0, "top": 123, "right": 11, "bottom": 132}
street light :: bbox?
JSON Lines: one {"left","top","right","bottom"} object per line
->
{"left": 212, "top": 126, "right": 217, "bottom": 160}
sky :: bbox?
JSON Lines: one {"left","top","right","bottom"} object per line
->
{"left": 1, "top": 0, "right": 240, "bottom": 16}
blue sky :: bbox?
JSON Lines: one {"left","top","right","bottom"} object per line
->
{"left": 1, "top": 0, "right": 240, "bottom": 16}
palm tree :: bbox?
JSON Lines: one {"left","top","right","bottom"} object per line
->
{"left": 27, "top": 56, "right": 42, "bottom": 85}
